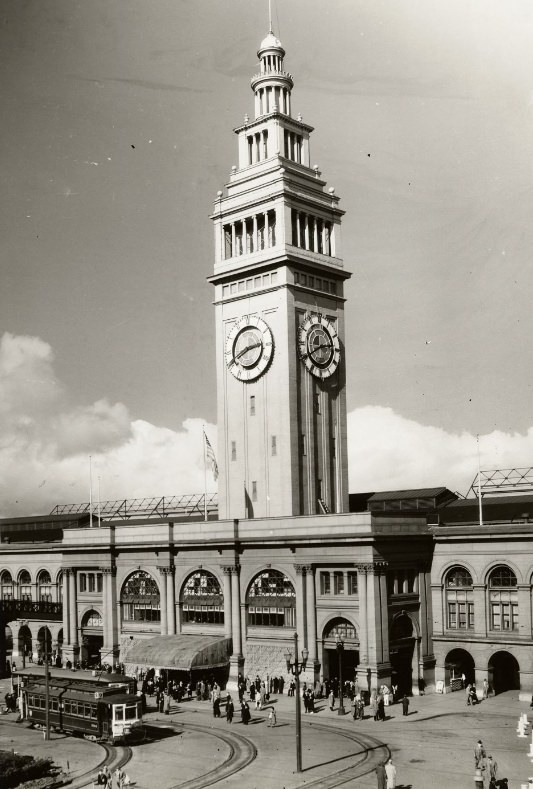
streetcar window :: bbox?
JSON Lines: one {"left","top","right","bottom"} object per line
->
{"left": 84, "top": 704, "right": 92, "bottom": 718}
{"left": 90, "top": 705, "right": 97, "bottom": 719}
{"left": 71, "top": 702, "right": 78, "bottom": 715}
{"left": 51, "top": 699, "right": 58, "bottom": 711}
{"left": 64, "top": 701, "right": 71, "bottom": 714}
{"left": 114, "top": 706, "right": 124, "bottom": 721}
{"left": 125, "top": 705, "right": 137, "bottom": 720}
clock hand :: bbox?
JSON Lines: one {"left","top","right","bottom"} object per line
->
{"left": 310, "top": 341, "right": 333, "bottom": 355}
{"left": 235, "top": 341, "right": 262, "bottom": 360}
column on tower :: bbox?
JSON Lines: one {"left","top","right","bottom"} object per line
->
{"left": 68, "top": 569, "right": 78, "bottom": 653}
{"left": 166, "top": 568, "right": 176, "bottom": 636}
{"left": 356, "top": 564, "right": 368, "bottom": 685}
{"left": 304, "top": 565, "right": 317, "bottom": 664}
{"left": 100, "top": 568, "right": 112, "bottom": 653}
{"left": 222, "top": 567, "right": 233, "bottom": 640}
{"left": 294, "top": 565, "right": 306, "bottom": 644}
{"left": 62, "top": 569, "right": 70, "bottom": 646}
{"left": 158, "top": 567, "right": 168, "bottom": 636}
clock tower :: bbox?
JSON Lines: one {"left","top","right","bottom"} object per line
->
{"left": 210, "top": 29, "right": 351, "bottom": 520}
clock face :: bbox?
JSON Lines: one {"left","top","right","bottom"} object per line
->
{"left": 225, "top": 315, "right": 274, "bottom": 381}
{"left": 298, "top": 313, "right": 341, "bottom": 378}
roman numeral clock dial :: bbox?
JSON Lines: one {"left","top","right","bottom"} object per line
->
{"left": 298, "top": 313, "right": 341, "bottom": 378}
{"left": 225, "top": 315, "right": 274, "bottom": 381}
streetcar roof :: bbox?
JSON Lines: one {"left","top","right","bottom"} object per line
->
{"left": 14, "top": 666, "right": 134, "bottom": 685}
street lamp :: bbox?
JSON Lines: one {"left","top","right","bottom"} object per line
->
{"left": 284, "top": 632, "right": 309, "bottom": 773}
{"left": 335, "top": 634, "right": 345, "bottom": 716}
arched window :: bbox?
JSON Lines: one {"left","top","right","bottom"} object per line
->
{"left": 57, "top": 572, "right": 63, "bottom": 604}
{"left": 1, "top": 571, "right": 13, "bottom": 600}
{"left": 324, "top": 618, "right": 357, "bottom": 641}
{"left": 19, "top": 570, "right": 32, "bottom": 601}
{"left": 247, "top": 569, "right": 295, "bottom": 628}
{"left": 38, "top": 571, "right": 52, "bottom": 602}
{"left": 181, "top": 571, "right": 224, "bottom": 625}
{"left": 121, "top": 571, "right": 160, "bottom": 623}
{"left": 489, "top": 566, "right": 518, "bottom": 631}
{"left": 445, "top": 566, "right": 474, "bottom": 630}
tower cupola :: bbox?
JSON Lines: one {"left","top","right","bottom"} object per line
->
{"left": 251, "top": 30, "right": 294, "bottom": 119}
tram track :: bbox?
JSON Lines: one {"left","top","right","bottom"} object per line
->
{"left": 296, "top": 721, "right": 390, "bottom": 788}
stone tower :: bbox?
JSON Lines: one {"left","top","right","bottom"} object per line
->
{"left": 210, "top": 28, "right": 351, "bottom": 520}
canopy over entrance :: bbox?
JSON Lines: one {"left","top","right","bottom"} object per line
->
{"left": 126, "top": 635, "right": 231, "bottom": 671}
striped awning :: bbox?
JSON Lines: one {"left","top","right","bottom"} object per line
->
{"left": 124, "top": 635, "right": 231, "bottom": 671}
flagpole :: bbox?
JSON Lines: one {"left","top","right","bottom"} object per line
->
{"left": 97, "top": 475, "right": 101, "bottom": 527}
{"left": 89, "top": 455, "right": 93, "bottom": 529}
{"left": 477, "top": 435, "right": 483, "bottom": 527}
{"left": 203, "top": 427, "right": 207, "bottom": 522}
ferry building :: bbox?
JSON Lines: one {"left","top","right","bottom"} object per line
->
{"left": 1, "top": 28, "right": 532, "bottom": 700}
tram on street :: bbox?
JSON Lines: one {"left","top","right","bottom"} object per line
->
{"left": 22, "top": 679, "right": 143, "bottom": 742}
{"left": 15, "top": 666, "right": 137, "bottom": 694}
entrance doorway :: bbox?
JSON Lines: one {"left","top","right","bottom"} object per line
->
{"left": 488, "top": 651, "right": 520, "bottom": 694}
{"left": 389, "top": 614, "right": 415, "bottom": 695}
{"left": 80, "top": 609, "right": 104, "bottom": 667}
{"left": 322, "top": 618, "right": 359, "bottom": 684}
{"left": 445, "top": 648, "right": 475, "bottom": 688}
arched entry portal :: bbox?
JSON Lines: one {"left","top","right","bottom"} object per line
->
{"left": 18, "top": 625, "right": 32, "bottom": 665}
{"left": 445, "top": 648, "right": 475, "bottom": 687}
{"left": 37, "top": 626, "right": 52, "bottom": 664}
{"left": 80, "top": 610, "right": 104, "bottom": 667}
{"left": 488, "top": 651, "right": 520, "bottom": 694}
{"left": 389, "top": 614, "right": 416, "bottom": 695}
{"left": 322, "top": 618, "right": 359, "bottom": 682}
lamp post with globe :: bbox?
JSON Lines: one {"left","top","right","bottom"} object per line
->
{"left": 284, "top": 633, "right": 308, "bottom": 773}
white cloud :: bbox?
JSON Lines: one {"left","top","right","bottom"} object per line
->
{"left": 2, "top": 332, "right": 533, "bottom": 517}
{"left": 0, "top": 333, "right": 216, "bottom": 517}
{"left": 348, "top": 405, "right": 533, "bottom": 496}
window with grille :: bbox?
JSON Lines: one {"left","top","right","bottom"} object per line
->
{"left": 445, "top": 566, "right": 474, "bottom": 630}
{"left": 121, "top": 571, "right": 161, "bottom": 623}
{"left": 181, "top": 571, "right": 224, "bottom": 625}
{"left": 489, "top": 566, "right": 518, "bottom": 631}
{"left": 247, "top": 570, "right": 296, "bottom": 628}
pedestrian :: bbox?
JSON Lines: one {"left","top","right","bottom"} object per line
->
{"left": 213, "top": 695, "right": 221, "bottom": 717}
{"left": 268, "top": 707, "right": 276, "bottom": 727}
{"left": 482, "top": 678, "right": 489, "bottom": 700}
{"left": 384, "top": 757, "right": 397, "bottom": 788}
{"left": 96, "top": 769, "right": 106, "bottom": 786}
{"left": 487, "top": 755, "right": 498, "bottom": 788}
{"left": 163, "top": 690, "right": 171, "bottom": 715}
{"left": 375, "top": 761, "right": 386, "bottom": 789}
{"left": 474, "top": 740, "right": 485, "bottom": 768}
{"left": 328, "top": 689, "right": 335, "bottom": 711}
{"left": 114, "top": 767, "right": 125, "bottom": 789}
{"left": 377, "top": 693, "right": 385, "bottom": 721}
{"left": 401, "top": 694, "right": 409, "bottom": 716}
{"left": 226, "top": 694, "right": 234, "bottom": 723}
{"left": 461, "top": 672, "right": 466, "bottom": 689}
{"left": 241, "top": 699, "right": 251, "bottom": 724}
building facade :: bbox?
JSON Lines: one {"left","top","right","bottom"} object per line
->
{"left": 1, "top": 29, "right": 533, "bottom": 701}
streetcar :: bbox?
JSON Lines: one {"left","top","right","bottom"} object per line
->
{"left": 15, "top": 666, "right": 137, "bottom": 695}
{"left": 22, "top": 680, "right": 143, "bottom": 742}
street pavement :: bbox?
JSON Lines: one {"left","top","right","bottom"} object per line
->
{"left": 1, "top": 675, "right": 533, "bottom": 788}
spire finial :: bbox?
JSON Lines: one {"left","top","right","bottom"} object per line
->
{"left": 268, "top": 0, "right": 273, "bottom": 33}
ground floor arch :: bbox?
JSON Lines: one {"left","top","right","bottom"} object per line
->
{"left": 80, "top": 609, "right": 104, "bottom": 667}
{"left": 389, "top": 613, "right": 416, "bottom": 695}
{"left": 489, "top": 650, "right": 520, "bottom": 694}
{"left": 321, "top": 617, "right": 359, "bottom": 683}
{"left": 445, "top": 648, "right": 475, "bottom": 688}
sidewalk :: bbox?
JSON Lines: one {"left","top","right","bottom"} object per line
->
{"left": 2, "top": 675, "right": 532, "bottom": 788}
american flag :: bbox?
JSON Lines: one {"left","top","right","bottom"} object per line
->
{"left": 204, "top": 430, "right": 219, "bottom": 481}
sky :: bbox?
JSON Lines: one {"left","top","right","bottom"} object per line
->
{"left": 2, "top": 0, "right": 533, "bottom": 516}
